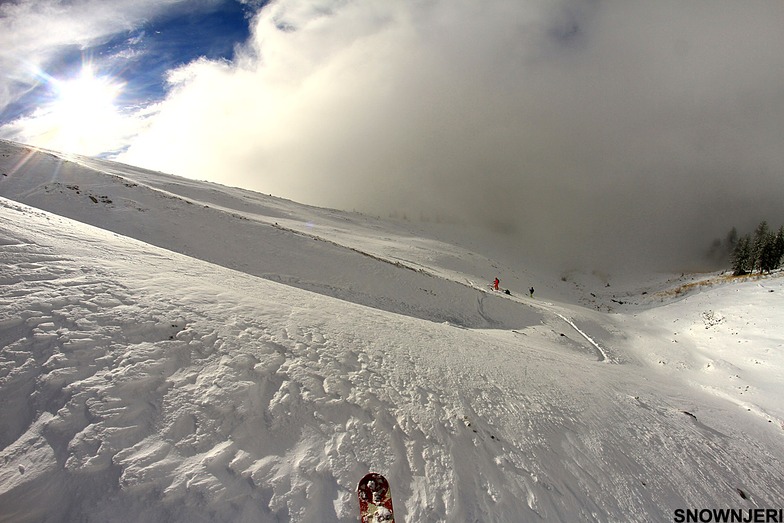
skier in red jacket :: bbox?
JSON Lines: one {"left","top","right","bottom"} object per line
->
{"left": 493, "top": 278, "right": 500, "bottom": 291}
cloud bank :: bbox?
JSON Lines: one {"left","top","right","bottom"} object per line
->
{"left": 6, "top": 0, "right": 784, "bottom": 271}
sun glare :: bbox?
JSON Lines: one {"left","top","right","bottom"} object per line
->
{"left": 46, "top": 65, "right": 127, "bottom": 154}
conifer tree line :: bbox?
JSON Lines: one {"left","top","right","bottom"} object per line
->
{"left": 725, "top": 221, "right": 784, "bottom": 276}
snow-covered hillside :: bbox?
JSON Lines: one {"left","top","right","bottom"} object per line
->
{"left": 1, "top": 140, "right": 782, "bottom": 522}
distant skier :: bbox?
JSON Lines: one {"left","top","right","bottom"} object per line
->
{"left": 529, "top": 287, "right": 534, "bottom": 298}
{"left": 493, "top": 278, "right": 500, "bottom": 291}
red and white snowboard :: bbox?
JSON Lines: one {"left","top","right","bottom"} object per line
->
{"left": 357, "top": 472, "right": 395, "bottom": 522}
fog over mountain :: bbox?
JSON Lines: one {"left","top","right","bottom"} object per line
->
{"left": 2, "top": 1, "right": 783, "bottom": 272}
{"left": 119, "top": 1, "right": 784, "bottom": 272}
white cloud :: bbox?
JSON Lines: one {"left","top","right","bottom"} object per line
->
{"left": 0, "top": 0, "right": 180, "bottom": 72}
{"left": 6, "top": 0, "right": 784, "bottom": 271}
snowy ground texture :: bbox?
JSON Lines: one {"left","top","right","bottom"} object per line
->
{"left": 1, "top": 140, "right": 783, "bottom": 522}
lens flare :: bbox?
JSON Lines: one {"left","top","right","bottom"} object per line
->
{"left": 55, "top": 66, "right": 122, "bottom": 119}
{"left": 43, "top": 64, "right": 127, "bottom": 155}
{"left": 9, "top": 59, "right": 130, "bottom": 156}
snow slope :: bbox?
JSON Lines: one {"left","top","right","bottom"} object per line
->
{"left": 1, "top": 141, "right": 783, "bottom": 522}
{"left": 0, "top": 141, "right": 540, "bottom": 330}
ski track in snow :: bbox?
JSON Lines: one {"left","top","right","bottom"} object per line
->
{"left": 1, "top": 142, "right": 784, "bottom": 522}
{"left": 553, "top": 313, "right": 613, "bottom": 363}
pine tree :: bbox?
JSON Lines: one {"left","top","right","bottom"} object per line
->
{"left": 750, "top": 221, "right": 770, "bottom": 273}
{"left": 731, "top": 235, "right": 752, "bottom": 276}
{"left": 758, "top": 232, "right": 778, "bottom": 273}
{"left": 709, "top": 226, "right": 740, "bottom": 266}
{"left": 725, "top": 221, "right": 784, "bottom": 275}
{"left": 725, "top": 227, "right": 739, "bottom": 253}
{"left": 773, "top": 226, "right": 784, "bottom": 270}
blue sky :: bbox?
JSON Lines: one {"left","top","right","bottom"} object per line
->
{"left": 98, "top": 2, "right": 254, "bottom": 106}
{"left": 1, "top": 0, "right": 783, "bottom": 271}
{"left": 0, "top": 1, "right": 256, "bottom": 134}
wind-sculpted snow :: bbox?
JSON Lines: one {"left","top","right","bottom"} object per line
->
{"left": 2, "top": 198, "right": 784, "bottom": 522}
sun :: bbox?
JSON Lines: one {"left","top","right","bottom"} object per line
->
{"left": 56, "top": 66, "right": 121, "bottom": 117}
{"left": 46, "top": 65, "right": 127, "bottom": 154}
